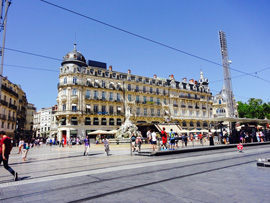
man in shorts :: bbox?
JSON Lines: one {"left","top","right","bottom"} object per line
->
{"left": 151, "top": 131, "right": 157, "bottom": 151}
{"left": 169, "top": 129, "right": 175, "bottom": 150}
{"left": 0, "top": 131, "right": 18, "bottom": 181}
{"left": 161, "top": 127, "right": 167, "bottom": 150}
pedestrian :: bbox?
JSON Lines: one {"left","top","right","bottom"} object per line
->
{"left": 136, "top": 134, "right": 142, "bottom": 152}
{"left": 131, "top": 133, "right": 136, "bottom": 152}
{"left": 209, "top": 130, "right": 214, "bottom": 146}
{"left": 151, "top": 131, "right": 157, "bottom": 151}
{"left": 18, "top": 138, "right": 24, "bottom": 154}
{"left": 161, "top": 127, "right": 167, "bottom": 150}
{"left": 22, "top": 141, "right": 30, "bottom": 161}
{"left": 214, "top": 131, "right": 219, "bottom": 145}
{"left": 182, "top": 133, "right": 188, "bottom": 147}
{"left": 147, "top": 129, "right": 152, "bottom": 149}
{"left": 169, "top": 129, "right": 175, "bottom": 150}
{"left": 83, "top": 136, "right": 90, "bottom": 156}
{"left": 0, "top": 131, "right": 18, "bottom": 181}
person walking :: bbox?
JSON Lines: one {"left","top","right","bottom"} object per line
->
{"left": 22, "top": 141, "right": 30, "bottom": 161}
{"left": 18, "top": 138, "right": 24, "bottom": 154}
{"left": 131, "top": 133, "right": 136, "bottom": 152}
{"left": 0, "top": 131, "right": 18, "bottom": 181}
{"left": 147, "top": 129, "right": 152, "bottom": 150}
{"left": 151, "top": 131, "right": 157, "bottom": 151}
{"left": 209, "top": 130, "right": 214, "bottom": 146}
{"left": 169, "top": 129, "right": 175, "bottom": 150}
{"left": 136, "top": 134, "right": 142, "bottom": 152}
{"left": 83, "top": 136, "right": 90, "bottom": 156}
{"left": 161, "top": 127, "right": 167, "bottom": 150}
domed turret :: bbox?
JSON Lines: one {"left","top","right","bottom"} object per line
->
{"left": 214, "top": 85, "right": 228, "bottom": 103}
{"left": 198, "top": 70, "right": 209, "bottom": 85}
{"left": 61, "top": 44, "right": 87, "bottom": 66}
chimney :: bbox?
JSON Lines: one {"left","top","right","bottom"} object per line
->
{"left": 109, "top": 66, "right": 112, "bottom": 71}
{"left": 128, "top": 69, "right": 131, "bottom": 74}
{"left": 170, "top": 74, "right": 174, "bottom": 80}
{"left": 154, "top": 74, "right": 157, "bottom": 79}
{"left": 189, "top": 79, "right": 194, "bottom": 83}
{"left": 182, "top": 77, "right": 187, "bottom": 82}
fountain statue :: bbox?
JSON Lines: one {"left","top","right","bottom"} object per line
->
{"left": 115, "top": 106, "right": 141, "bottom": 139}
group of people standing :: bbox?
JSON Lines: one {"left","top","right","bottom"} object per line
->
{"left": 146, "top": 128, "right": 187, "bottom": 151}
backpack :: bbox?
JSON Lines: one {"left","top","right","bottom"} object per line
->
{"left": 170, "top": 132, "right": 175, "bottom": 139}
{"left": 161, "top": 131, "right": 166, "bottom": 138}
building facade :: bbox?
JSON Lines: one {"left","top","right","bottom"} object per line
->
{"left": 25, "top": 103, "right": 36, "bottom": 138}
{"left": 33, "top": 105, "right": 58, "bottom": 138}
{"left": 0, "top": 77, "right": 29, "bottom": 139}
{"left": 56, "top": 45, "right": 214, "bottom": 141}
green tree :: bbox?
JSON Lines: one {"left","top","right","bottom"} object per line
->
{"left": 237, "top": 98, "right": 270, "bottom": 119}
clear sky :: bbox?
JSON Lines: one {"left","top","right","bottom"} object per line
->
{"left": 1, "top": 0, "right": 270, "bottom": 111}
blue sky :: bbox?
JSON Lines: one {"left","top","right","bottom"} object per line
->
{"left": 2, "top": 0, "right": 270, "bottom": 110}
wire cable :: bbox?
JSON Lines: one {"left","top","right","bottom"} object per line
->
{"left": 3, "top": 47, "right": 62, "bottom": 61}
{"left": 40, "top": 0, "right": 270, "bottom": 84}
{"left": 3, "top": 64, "right": 58, "bottom": 72}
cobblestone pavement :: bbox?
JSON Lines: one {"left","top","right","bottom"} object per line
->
{"left": 0, "top": 144, "right": 270, "bottom": 202}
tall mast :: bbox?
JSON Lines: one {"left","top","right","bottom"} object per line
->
{"left": 0, "top": 0, "right": 11, "bottom": 101}
{"left": 219, "top": 30, "right": 235, "bottom": 117}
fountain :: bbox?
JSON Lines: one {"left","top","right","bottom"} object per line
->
{"left": 115, "top": 106, "right": 141, "bottom": 139}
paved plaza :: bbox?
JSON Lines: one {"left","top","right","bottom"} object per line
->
{"left": 0, "top": 143, "right": 270, "bottom": 202}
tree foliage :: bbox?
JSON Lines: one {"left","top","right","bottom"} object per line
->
{"left": 237, "top": 98, "right": 270, "bottom": 119}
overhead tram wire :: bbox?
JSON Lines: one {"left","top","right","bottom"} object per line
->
{"left": 211, "top": 66, "right": 270, "bottom": 83}
{"left": 3, "top": 64, "right": 59, "bottom": 72}
{"left": 3, "top": 47, "right": 62, "bottom": 61}
{"left": 40, "top": 0, "right": 270, "bottom": 84}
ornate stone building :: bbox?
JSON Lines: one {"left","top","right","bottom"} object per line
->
{"left": 56, "top": 45, "right": 214, "bottom": 141}
{"left": 0, "top": 77, "right": 28, "bottom": 139}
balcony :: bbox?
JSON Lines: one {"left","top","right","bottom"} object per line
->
{"left": 8, "top": 103, "right": 17, "bottom": 110}
{"left": 8, "top": 116, "right": 16, "bottom": 122}
{"left": 56, "top": 110, "right": 82, "bottom": 116}
{"left": 1, "top": 85, "right": 18, "bottom": 98}
{"left": 61, "top": 95, "right": 67, "bottom": 101}
{"left": 195, "top": 106, "right": 200, "bottom": 109}
{"left": 202, "top": 107, "right": 206, "bottom": 110}
{"left": 0, "top": 100, "right": 8, "bottom": 107}
{"left": 0, "top": 114, "right": 6, "bottom": 120}
{"left": 173, "top": 104, "right": 178, "bottom": 107}
{"left": 188, "top": 106, "right": 193, "bottom": 108}
{"left": 181, "top": 105, "right": 186, "bottom": 108}
{"left": 71, "top": 95, "right": 78, "bottom": 101}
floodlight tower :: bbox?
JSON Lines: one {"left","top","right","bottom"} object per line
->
{"left": 0, "top": 0, "right": 11, "bottom": 101}
{"left": 219, "top": 30, "right": 235, "bottom": 117}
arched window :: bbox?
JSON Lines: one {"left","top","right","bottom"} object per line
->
{"left": 182, "top": 121, "right": 187, "bottom": 127}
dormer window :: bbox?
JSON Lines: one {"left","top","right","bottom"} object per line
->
{"left": 74, "top": 54, "right": 77, "bottom": 58}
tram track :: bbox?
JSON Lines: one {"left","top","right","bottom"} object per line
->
{"left": 0, "top": 145, "right": 268, "bottom": 181}
{"left": 0, "top": 145, "right": 262, "bottom": 181}
{"left": 0, "top": 148, "right": 269, "bottom": 202}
